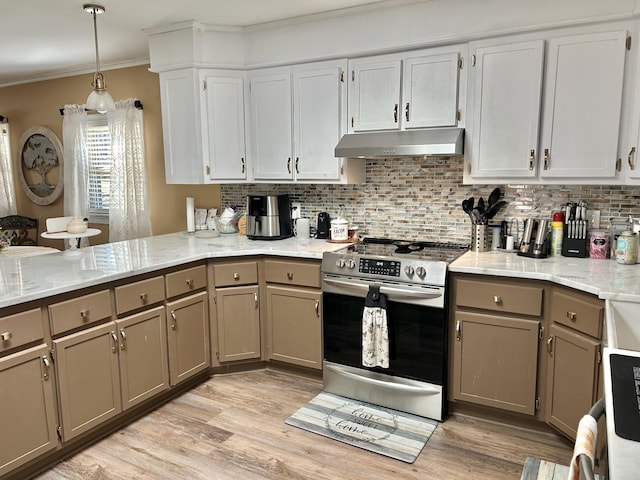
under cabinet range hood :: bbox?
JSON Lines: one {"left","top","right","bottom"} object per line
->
{"left": 334, "top": 128, "right": 464, "bottom": 159}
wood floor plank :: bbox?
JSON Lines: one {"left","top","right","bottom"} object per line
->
{"left": 34, "top": 369, "right": 574, "bottom": 480}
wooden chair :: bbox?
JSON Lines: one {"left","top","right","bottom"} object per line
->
{"left": 0, "top": 215, "right": 39, "bottom": 245}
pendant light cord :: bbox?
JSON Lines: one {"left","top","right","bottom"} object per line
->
{"left": 92, "top": 8, "right": 101, "bottom": 74}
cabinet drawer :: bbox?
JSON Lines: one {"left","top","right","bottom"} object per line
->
{"left": 49, "top": 290, "right": 112, "bottom": 335}
{"left": 264, "top": 260, "right": 320, "bottom": 288}
{"left": 166, "top": 265, "right": 207, "bottom": 299}
{"left": 213, "top": 262, "right": 258, "bottom": 287}
{"left": 115, "top": 276, "right": 165, "bottom": 315}
{"left": 455, "top": 278, "right": 543, "bottom": 317}
{"left": 0, "top": 308, "right": 44, "bottom": 353}
{"left": 551, "top": 288, "right": 603, "bottom": 339}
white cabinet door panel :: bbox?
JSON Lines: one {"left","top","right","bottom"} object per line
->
{"left": 469, "top": 40, "right": 544, "bottom": 178}
{"left": 540, "top": 31, "right": 626, "bottom": 178}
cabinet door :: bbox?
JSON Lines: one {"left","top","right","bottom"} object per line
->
{"left": 54, "top": 322, "right": 122, "bottom": 442}
{"left": 348, "top": 58, "right": 402, "bottom": 131}
{"left": 545, "top": 324, "right": 600, "bottom": 439}
{"left": 452, "top": 311, "right": 539, "bottom": 415}
{"left": 293, "top": 63, "right": 345, "bottom": 181}
{"left": 0, "top": 345, "right": 57, "bottom": 476}
{"left": 540, "top": 31, "right": 626, "bottom": 178}
{"left": 215, "top": 285, "right": 260, "bottom": 362}
{"left": 250, "top": 71, "right": 294, "bottom": 180}
{"left": 159, "top": 68, "right": 203, "bottom": 184}
{"left": 116, "top": 306, "right": 170, "bottom": 410}
{"left": 266, "top": 285, "right": 322, "bottom": 370}
{"left": 166, "top": 291, "right": 210, "bottom": 386}
{"left": 201, "top": 71, "right": 247, "bottom": 181}
{"left": 468, "top": 40, "right": 544, "bottom": 178}
{"left": 403, "top": 52, "right": 460, "bottom": 128}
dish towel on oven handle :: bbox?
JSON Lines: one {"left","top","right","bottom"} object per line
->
{"left": 362, "top": 285, "right": 389, "bottom": 368}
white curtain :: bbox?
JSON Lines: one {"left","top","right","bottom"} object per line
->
{"left": 108, "top": 99, "right": 152, "bottom": 242}
{"left": 62, "top": 105, "right": 90, "bottom": 248}
{"left": 0, "top": 121, "right": 17, "bottom": 216}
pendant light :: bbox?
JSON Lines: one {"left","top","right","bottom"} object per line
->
{"left": 84, "top": 4, "right": 115, "bottom": 114}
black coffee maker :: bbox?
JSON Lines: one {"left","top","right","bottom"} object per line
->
{"left": 317, "top": 212, "right": 331, "bottom": 239}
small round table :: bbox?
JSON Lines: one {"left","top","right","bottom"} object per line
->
{"left": 41, "top": 228, "right": 101, "bottom": 251}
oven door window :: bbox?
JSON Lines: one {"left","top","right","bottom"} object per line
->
{"left": 323, "top": 292, "right": 445, "bottom": 384}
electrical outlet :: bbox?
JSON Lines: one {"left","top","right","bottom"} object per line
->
{"left": 586, "top": 210, "right": 600, "bottom": 230}
{"left": 291, "top": 202, "right": 301, "bottom": 220}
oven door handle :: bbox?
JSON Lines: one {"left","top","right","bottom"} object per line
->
{"left": 324, "top": 363, "right": 441, "bottom": 395}
{"left": 323, "top": 278, "right": 443, "bottom": 300}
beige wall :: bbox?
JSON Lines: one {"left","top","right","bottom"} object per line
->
{"left": 0, "top": 65, "right": 220, "bottom": 248}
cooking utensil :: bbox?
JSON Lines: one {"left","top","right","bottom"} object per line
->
{"left": 488, "top": 187, "right": 501, "bottom": 207}
{"left": 477, "top": 197, "right": 485, "bottom": 213}
{"left": 485, "top": 200, "right": 506, "bottom": 221}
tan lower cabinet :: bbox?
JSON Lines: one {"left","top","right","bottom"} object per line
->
{"left": 53, "top": 322, "right": 122, "bottom": 442}
{"left": 545, "top": 324, "right": 600, "bottom": 438}
{"left": 545, "top": 285, "right": 603, "bottom": 439}
{"left": 452, "top": 311, "right": 540, "bottom": 414}
{"left": 116, "top": 306, "right": 170, "bottom": 409}
{"left": 166, "top": 291, "right": 210, "bottom": 386}
{"left": 0, "top": 344, "right": 57, "bottom": 476}
{"left": 215, "top": 285, "right": 261, "bottom": 362}
{"left": 266, "top": 285, "right": 322, "bottom": 369}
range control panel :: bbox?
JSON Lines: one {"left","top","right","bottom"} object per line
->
{"left": 359, "top": 258, "right": 401, "bottom": 277}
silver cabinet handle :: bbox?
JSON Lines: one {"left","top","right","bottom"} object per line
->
{"left": 119, "top": 329, "right": 126, "bottom": 350}
{"left": 170, "top": 310, "right": 177, "bottom": 330}
{"left": 185, "top": 278, "right": 194, "bottom": 288}
{"left": 287, "top": 272, "right": 293, "bottom": 280}
{"left": 1, "top": 331, "right": 11, "bottom": 342}
{"left": 543, "top": 148, "right": 550, "bottom": 170}
{"left": 493, "top": 295, "right": 502, "bottom": 304}
{"left": 287, "top": 157, "right": 291, "bottom": 174}
{"left": 455, "top": 320, "right": 461, "bottom": 341}
{"left": 315, "top": 300, "right": 320, "bottom": 318}
{"left": 233, "top": 272, "right": 240, "bottom": 280}
{"left": 110, "top": 331, "right": 118, "bottom": 353}
{"left": 393, "top": 103, "right": 398, "bottom": 123}
{"left": 547, "top": 336, "right": 554, "bottom": 355}
{"left": 567, "top": 311, "right": 577, "bottom": 321}
{"left": 405, "top": 102, "right": 410, "bottom": 122}
{"left": 42, "top": 355, "right": 50, "bottom": 380}
{"left": 140, "top": 292, "right": 148, "bottom": 302}
{"left": 241, "top": 157, "right": 245, "bottom": 174}
{"left": 254, "top": 293, "right": 259, "bottom": 309}
{"left": 629, "top": 147, "right": 636, "bottom": 170}
{"left": 529, "top": 149, "right": 535, "bottom": 170}
{"left": 295, "top": 157, "right": 300, "bottom": 174}
{"left": 80, "top": 309, "right": 90, "bottom": 319}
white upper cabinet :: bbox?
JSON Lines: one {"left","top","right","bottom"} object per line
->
{"left": 467, "top": 40, "right": 545, "bottom": 178}
{"left": 200, "top": 71, "right": 247, "bottom": 182}
{"left": 349, "top": 58, "right": 402, "bottom": 131}
{"left": 465, "top": 29, "right": 628, "bottom": 184}
{"left": 159, "top": 69, "right": 203, "bottom": 184}
{"left": 347, "top": 46, "right": 464, "bottom": 133}
{"left": 250, "top": 60, "right": 364, "bottom": 183}
{"left": 403, "top": 52, "right": 461, "bottom": 128}
{"left": 539, "top": 31, "right": 627, "bottom": 179}
{"left": 159, "top": 68, "right": 247, "bottom": 184}
{"left": 249, "top": 70, "right": 293, "bottom": 181}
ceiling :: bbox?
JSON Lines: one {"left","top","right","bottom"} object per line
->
{"left": 0, "top": 0, "right": 394, "bottom": 87}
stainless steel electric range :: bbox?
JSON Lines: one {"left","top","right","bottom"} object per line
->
{"left": 321, "top": 237, "right": 468, "bottom": 421}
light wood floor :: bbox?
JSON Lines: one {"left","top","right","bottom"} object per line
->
{"left": 35, "top": 369, "right": 574, "bottom": 480}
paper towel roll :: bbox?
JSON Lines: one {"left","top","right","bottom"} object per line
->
{"left": 296, "top": 218, "right": 310, "bottom": 239}
{"left": 186, "top": 196, "right": 195, "bottom": 233}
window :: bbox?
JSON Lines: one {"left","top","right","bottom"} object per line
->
{"left": 86, "top": 115, "right": 111, "bottom": 224}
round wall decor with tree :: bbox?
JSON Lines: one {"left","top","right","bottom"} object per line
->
{"left": 17, "top": 126, "right": 64, "bottom": 205}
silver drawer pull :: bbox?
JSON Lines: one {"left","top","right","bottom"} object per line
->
{"left": 493, "top": 295, "right": 502, "bottom": 304}
{"left": 120, "top": 329, "right": 126, "bottom": 350}
{"left": 287, "top": 272, "right": 293, "bottom": 280}
{"left": 233, "top": 272, "right": 240, "bottom": 280}
{"left": 42, "top": 356, "right": 50, "bottom": 380}
{"left": 1, "top": 331, "right": 12, "bottom": 342}
{"left": 185, "top": 279, "right": 194, "bottom": 288}
{"left": 140, "top": 292, "right": 148, "bottom": 302}
{"left": 567, "top": 311, "right": 577, "bottom": 321}
{"left": 80, "top": 309, "right": 90, "bottom": 318}
{"left": 170, "top": 310, "right": 177, "bottom": 330}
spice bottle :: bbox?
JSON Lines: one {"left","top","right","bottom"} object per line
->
{"left": 550, "top": 211, "right": 564, "bottom": 256}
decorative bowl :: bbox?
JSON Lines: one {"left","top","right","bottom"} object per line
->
{"left": 214, "top": 213, "right": 242, "bottom": 234}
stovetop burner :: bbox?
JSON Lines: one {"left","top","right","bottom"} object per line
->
{"left": 362, "top": 237, "right": 469, "bottom": 255}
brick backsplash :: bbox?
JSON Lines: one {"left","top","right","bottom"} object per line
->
{"left": 221, "top": 156, "right": 640, "bottom": 245}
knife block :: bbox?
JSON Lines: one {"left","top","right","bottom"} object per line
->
{"left": 561, "top": 226, "right": 588, "bottom": 258}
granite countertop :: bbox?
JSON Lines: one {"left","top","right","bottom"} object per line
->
{"left": 0, "top": 232, "right": 346, "bottom": 309}
{"left": 449, "top": 250, "right": 640, "bottom": 302}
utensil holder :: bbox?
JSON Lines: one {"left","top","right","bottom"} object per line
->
{"left": 471, "top": 224, "right": 487, "bottom": 252}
